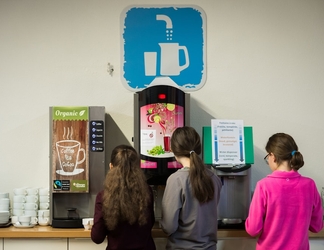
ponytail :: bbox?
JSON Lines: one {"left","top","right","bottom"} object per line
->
{"left": 171, "top": 127, "right": 215, "bottom": 203}
{"left": 189, "top": 151, "right": 214, "bottom": 203}
{"left": 266, "top": 133, "right": 304, "bottom": 170}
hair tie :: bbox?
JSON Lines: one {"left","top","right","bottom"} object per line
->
{"left": 189, "top": 150, "right": 195, "bottom": 155}
{"left": 291, "top": 150, "right": 296, "bottom": 156}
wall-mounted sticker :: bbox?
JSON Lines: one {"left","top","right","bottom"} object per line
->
{"left": 121, "top": 5, "right": 206, "bottom": 92}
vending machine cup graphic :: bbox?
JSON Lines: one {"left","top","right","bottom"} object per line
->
{"left": 56, "top": 140, "right": 86, "bottom": 174}
{"left": 163, "top": 135, "right": 171, "bottom": 152}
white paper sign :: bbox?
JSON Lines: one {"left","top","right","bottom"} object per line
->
{"left": 141, "top": 129, "right": 156, "bottom": 150}
{"left": 211, "top": 119, "right": 245, "bottom": 165}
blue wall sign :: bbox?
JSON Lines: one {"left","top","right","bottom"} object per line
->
{"left": 121, "top": 5, "right": 206, "bottom": 92}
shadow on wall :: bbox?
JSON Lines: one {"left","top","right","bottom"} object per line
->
{"left": 104, "top": 113, "right": 131, "bottom": 173}
{"left": 189, "top": 97, "right": 271, "bottom": 191}
{"left": 189, "top": 97, "right": 216, "bottom": 137}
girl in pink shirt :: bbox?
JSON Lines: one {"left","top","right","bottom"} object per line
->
{"left": 245, "top": 133, "right": 323, "bottom": 250}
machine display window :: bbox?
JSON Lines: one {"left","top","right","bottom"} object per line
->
{"left": 140, "top": 103, "right": 183, "bottom": 169}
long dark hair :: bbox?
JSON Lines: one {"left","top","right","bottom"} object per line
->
{"left": 265, "top": 133, "right": 304, "bottom": 170}
{"left": 102, "top": 145, "right": 150, "bottom": 230}
{"left": 171, "top": 126, "right": 214, "bottom": 203}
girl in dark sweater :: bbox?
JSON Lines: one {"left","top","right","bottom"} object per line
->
{"left": 91, "top": 145, "right": 156, "bottom": 250}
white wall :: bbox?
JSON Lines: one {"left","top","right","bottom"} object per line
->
{"left": 1, "top": 0, "right": 324, "bottom": 195}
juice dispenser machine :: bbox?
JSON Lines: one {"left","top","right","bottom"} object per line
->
{"left": 49, "top": 106, "right": 105, "bottom": 228}
{"left": 134, "top": 85, "right": 190, "bottom": 220}
{"left": 134, "top": 85, "right": 190, "bottom": 185}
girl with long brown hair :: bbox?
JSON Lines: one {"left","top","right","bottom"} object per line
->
{"left": 161, "top": 126, "right": 222, "bottom": 250}
{"left": 91, "top": 145, "right": 156, "bottom": 250}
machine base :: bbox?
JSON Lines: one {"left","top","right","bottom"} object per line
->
{"left": 218, "top": 219, "right": 246, "bottom": 229}
{"left": 51, "top": 218, "right": 83, "bottom": 228}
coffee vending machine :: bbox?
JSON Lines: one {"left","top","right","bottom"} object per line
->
{"left": 49, "top": 106, "right": 105, "bottom": 228}
{"left": 134, "top": 85, "right": 190, "bottom": 219}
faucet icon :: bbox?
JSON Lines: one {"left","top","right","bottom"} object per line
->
{"left": 156, "top": 14, "right": 172, "bottom": 28}
{"left": 156, "top": 15, "right": 173, "bottom": 41}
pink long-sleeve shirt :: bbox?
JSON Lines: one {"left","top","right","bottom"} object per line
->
{"left": 245, "top": 171, "right": 323, "bottom": 250}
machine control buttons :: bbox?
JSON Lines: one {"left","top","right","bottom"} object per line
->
{"left": 90, "top": 120, "right": 104, "bottom": 152}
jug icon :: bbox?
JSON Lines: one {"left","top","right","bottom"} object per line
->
{"left": 159, "top": 43, "right": 189, "bottom": 76}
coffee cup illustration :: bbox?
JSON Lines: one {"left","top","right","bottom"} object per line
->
{"left": 159, "top": 43, "right": 189, "bottom": 76}
{"left": 56, "top": 140, "right": 86, "bottom": 174}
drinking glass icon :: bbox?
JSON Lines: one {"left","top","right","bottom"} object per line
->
{"left": 144, "top": 52, "right": 157, "bottom": 76}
